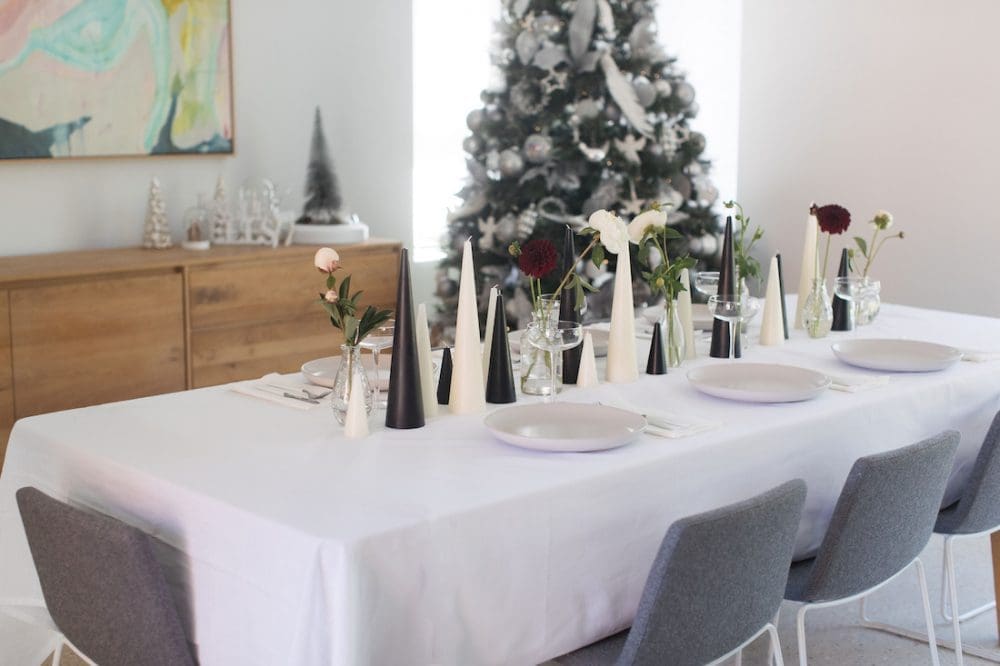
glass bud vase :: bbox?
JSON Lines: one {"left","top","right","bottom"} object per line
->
{"left": 521, "top": 298, "right": 562, "bottom": 396}
{"left": 855, "top": 277, "right": 882, "bottom": 326}
{"left": 331, "top": 343, "right": 374, "bottom": 425}
{"left": 665, "top": 299, "right": 685, "bottom": 367}
{"left": 803, "top": 278, "right": 833, "bottom": 338}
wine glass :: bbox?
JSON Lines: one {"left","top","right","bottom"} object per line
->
{"left": 359, "top": 319, "right": 395, "bottom": 408}
{"left": 708, "top": 295, "right": 761, "bottom": 360}
{"left": 526, "top": 320, "right": 583, "bottom": 402}
{"left": 834, "top": 277, "right": 864, "bottom": 332}
{"left": 694, "top": 271, "right": 720, "bottom": 297}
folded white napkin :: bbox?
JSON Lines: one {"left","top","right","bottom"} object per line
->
{"left": 604, "top": 400, "right": 718, "bottom": 439}
{"left": 230, "top": 373, "right": 324, "bottom": 410}
{"left": 962, "top": 349, "right": 1000, "bottom": 362}
{"left": 827, "top": 373, "right": 890, "bottom": 393}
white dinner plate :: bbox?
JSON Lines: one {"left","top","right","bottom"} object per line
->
{"left": 484, "top": 403, "right": 646, "bottom": 452}
{"left": 302, "top": 354, "right": 435, "bottom": 390}
{"left": 687, "top": 363, "right": 831, "bottom": 403}
{"left": 508, "top": 327, "right": 610, "bottom": 357}
{"left": 641, "top": 303, "right": 714, "bottom": 331}
{"left": 831, "top": 339, "right": 963, "bottom": 372}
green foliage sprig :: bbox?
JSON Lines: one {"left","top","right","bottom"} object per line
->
{"left": 851, "top": 210, "right": 904, "bottom": 277}
{"left": 314, "top": 248, "right": 393, "bottom": 346}
{"left": 723, "top": 200, "right": 764, "bottom": 287}
{"left": 631, "top": 205, "right": 697, "bottom": 302}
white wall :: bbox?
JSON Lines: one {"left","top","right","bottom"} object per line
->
{"left": 739, "top": 0, "right": 1000, "bottom": 316}
{"left": 0, "top": 1, "right": 413, "bottom": 257}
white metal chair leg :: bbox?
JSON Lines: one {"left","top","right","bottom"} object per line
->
{"left": 941, "top": 535, "right": 997, "bottom": 623}
{"left": 51, "top": 636, "right": 63, "bottom": 666}
{"left": 915, "top": 557, "right": 942, "bottom": 666}
{"left": 944, "top": 537, "right": 965, "bottom": 666}
{"left": 766, "top": 622, "right": 785, "bottom": 666}
{"left": 796, "top": 604, "right": 809, "bottom": 666}
{"left": 733, "top": 649, "right": 742, "bottom": 666}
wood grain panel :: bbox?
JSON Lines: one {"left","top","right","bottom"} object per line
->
{"left": 189, "top": 245, "right": 399, "bottom": 331}
{"left": 191, "top": 317, "right": 343, "bottom": 387}
{"left": 0, "top": 292, "right": 11, "bottom": 471}
{"left": 11, "top": 273, "right": 185, "bottom": 417}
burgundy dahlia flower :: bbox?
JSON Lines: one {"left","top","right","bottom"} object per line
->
{"left": 811, "top": 203, "right": 851, "bottom": 235}
{"left": 518, "top": 238, "right": 558, "bottom": 279}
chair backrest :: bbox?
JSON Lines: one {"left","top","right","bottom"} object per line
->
{"left": 616, "top": 479, "right": 807, "bottom": 666}
{"left": 940, "top": 410, "right": 1000, "bottom": 534}
{"left": 16, "top": 487, "right": 196, "bottom": 666}
{"left": 799, "top": 431, "right": 960, "bottom": 602}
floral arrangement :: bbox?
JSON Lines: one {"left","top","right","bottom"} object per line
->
{"left": 852, "top": 210, "right": 903, "bottom": 277}
{"left": 314, "top": 247, "right": 393, "bottom": 346}
{"left": 627, "top": 206, "right": 696, "bottom": 303}
{"left": 811, "top": 203, "right": 852, "bottom": 278}
{"left": 723, "top": 200, "right": 764, "bottom": 288}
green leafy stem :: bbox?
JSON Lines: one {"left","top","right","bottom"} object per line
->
{"left": 319, "top": 273, "right": 393, "bottom": 346}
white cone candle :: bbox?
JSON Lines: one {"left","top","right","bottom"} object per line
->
{"left": 759, "top": 256, "right": 785, "bottom": 346}
{"left": 415, "top": 303, "right": 438, "bottom": 418}
{"left": 606, "top": 246, "right": 638, "bottom": 383}
{"left": 482, "top": 286, "right": 498, "bottom": 379}
{"left": 678, "top": 268, "right": 696, "bottom": 360}
{"left": 795, "top": 214, "right": 819, "bottom": 328}
{"left": 343, "top": 378, "right": 369, "bottom": 438}
{"left": 576, "top": 332, "right": 600, "bottom": 388}
{"left": 449, "top": 239, "right": 486, "bottom": 413}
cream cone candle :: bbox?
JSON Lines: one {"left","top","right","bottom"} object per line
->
{"left": 759, "top": 256, "right": 785, "bottom": 346}
{"left": 449, "top": 240, "right": 486, "bottom": 413}
{"left": 678, "top": 268, "right": 696, "bottom": 360}
{"left": 576, "top": 332, "right": 600, "bottom": 388}
{"left": 343, "top": 379, "right": 369, "bottom": 438}
{"left": 606, "top": 245, "right": 638, "bottom": 383}
{"left": 415, "top": 303, "right": 438, "bottom": 418}
{"left": 795, "top": 213, "right": 819, "bottom": 328}
{"left": 482, "top": 286, "right": 498, "bottom": 379}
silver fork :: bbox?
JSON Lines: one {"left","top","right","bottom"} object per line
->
{"left": 267, "top": 383, "right": 332, "bottom": 400}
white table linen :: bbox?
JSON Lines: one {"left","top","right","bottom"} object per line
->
{"left": 2, "top": 302, "right": 999, "bottom": 665}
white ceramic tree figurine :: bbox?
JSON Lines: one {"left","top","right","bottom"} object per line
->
{"left": 142, "top": 177, "right": 173, "bottom": 249}
{"left": 210, "top": 175, "right": 233, "bottom": 243}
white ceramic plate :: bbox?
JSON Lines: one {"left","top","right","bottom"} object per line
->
{"left": 832, "top": 339, "right": 963, "bottom": 372}
{"left": 509, "top": 327, "right": 610, "bottom": 357}
{"left": 302, "top": 354, "right": 435, "bottom": 390}
{"left": 641, "top": 303, "right": 714, "bottom": 331}
{"left": 484, "top": 403, "right": 646, "bottom": 452}
{"left": 687, "top": 363, "right": 831, "bottom": 403}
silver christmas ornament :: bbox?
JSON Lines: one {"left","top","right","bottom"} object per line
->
{"left": 485, "top": 150, "right": 502, "bottom": 180}
{"left": 688, "top": 131, "right": 706, "bottom": 155}
{"left": 688, "top": 102, "right": 700, "bottom": 117}
{"left": 467, "top": 109, "right": 485, "bottom": 132}
{"left": 533, "top": 12, "right": 563, "bottom": 37}
{"left": 498, "top": 148, "right": 525, "bottom": 177}
{"left": 578, "top": 141, "right": 609, "bottom": 162}
{"left": 517, "top": 207, "right": 538, "bottom": 236}
{"left": 510, "top": 80, "right": 544, "bottom": 116}
{"left": 486, "top": 107, "right": 503, "bottom": 122}
{"left": 605, "top": 102, "right": 621, "bottom": 121}
{"left": 674, "top": 81, "right": 696, "bottom": 106}
{"left": 436, "top": 275, "right": 458, "bottom": 299}
{"left": 654, "top": 79, "right": 673, "bottom": 97}
{"left": 523, "top": 134, "right": 552, "bottom": 163}
{"left": 633, "top": 76, "right": 656, "bottom": 108}
{"left": 495, "top": 213, "right": 519, "bottom": 243}
{"left": 478, "top": 215, "right": 501, "bottom": 249}
{"left": 462, "top": 135, "right": 482, "bottom": 154}
{"left": 576, "top": 98, "right": 603, "bottom": 119}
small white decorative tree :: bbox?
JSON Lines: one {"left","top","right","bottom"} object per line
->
{"left": 210, "top": 175, "right": 233, "bottom": 243}
{"left": 142, "top": 178, "right": 173, "bottom": 249}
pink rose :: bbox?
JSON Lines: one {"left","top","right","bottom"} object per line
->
{"left": 314, "top": 247, "right": 341, "bottom": 273}
{"left": 324, "top": 289, "right": 339, "bottom": 303}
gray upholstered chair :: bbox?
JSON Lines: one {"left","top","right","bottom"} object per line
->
{"left": 863, "top": 411, "right": 1000, "bottom": 665}
{"left": 16, "top": 487, "right": 196, "bottom": 666}
{"left": 784, "top": 431, "right": 960, "bottom": 666}
{"left": 555, "top": 479, "right": 807, "bottom": 666}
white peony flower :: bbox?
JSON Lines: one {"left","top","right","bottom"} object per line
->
{"left": 626, "top": 209, "right": 667, "bottom": 243}
{"left": 314, "top": 247, "right": 341, "bottom": 273}
{"left": 588, "top": 209, "right": 630, "bottom": 255}
{"left": 871, "top": 210, "right": 893, "bottom": 230}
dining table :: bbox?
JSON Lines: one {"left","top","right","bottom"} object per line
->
{"left": 1, "top": 300, "right": 999, "bottom": 665}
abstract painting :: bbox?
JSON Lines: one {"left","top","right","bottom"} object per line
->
{"left": 0, "top": 0, "right": 233, "bottom": 160}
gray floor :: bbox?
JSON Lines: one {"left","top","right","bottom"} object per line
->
{"left": 546, "top": 535, "right": 1000, "bottom": 665}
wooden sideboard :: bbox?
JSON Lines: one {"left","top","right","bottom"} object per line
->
{"left": 0, "top": 240, "right": 401, "bottom": 469}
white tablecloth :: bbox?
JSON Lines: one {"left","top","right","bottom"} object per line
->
{"left": 2, "top": 303, "right": 1000, "bottom": 665}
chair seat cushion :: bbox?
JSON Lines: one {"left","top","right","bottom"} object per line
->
{"left": 554, "top": 629, "right": 628, "bottom": 666}
{"left": 934, "top": 500, "right": 964, "bottom": 535}
{"left": 784, "top": 557, "right": 817, "bottom": 602}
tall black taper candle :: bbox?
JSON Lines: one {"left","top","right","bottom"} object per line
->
{"left": 485, "top": 294, "right": 516, "bottom": 403}
{"left": 436, "top": 347, "right": 453, "bottom": 405}
{"left": 645, "top": 321, "right": 667, "bottom": 375}
{"left": 776, "top": 252, "right": 790, "bottom": 340}
{"left": 558, "top": 225, "right": 582, "bottom": 384}
{"left": 710, "top": 216, "right": 741, "bottom": 358}
{"left": 831, "top": 247, "right": 853, "bottom": 331}
{"left": 385, "top": 249, "right": 425, "bottom": 429}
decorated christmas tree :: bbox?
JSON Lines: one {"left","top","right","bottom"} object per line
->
{"left": 142, "top": 177, "right": 172, "bottom": 249}
{"left": 435, "top": 0, "right": 720, "bottom": 328}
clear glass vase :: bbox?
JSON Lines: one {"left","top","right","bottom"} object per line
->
{"left": 856, "top": 277, "right": 882, "bottom": 326}
{"left": 331, "top": 343, "right": 373, "bottom": 425}
{"left": 664, "top": 299, "right": 685, "bottom": 367}
{"left": 521, "top": 297, "right": 561, "bottom": 396}
{"left": 803, "top": 278, "right": 833, "bottom": 339}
